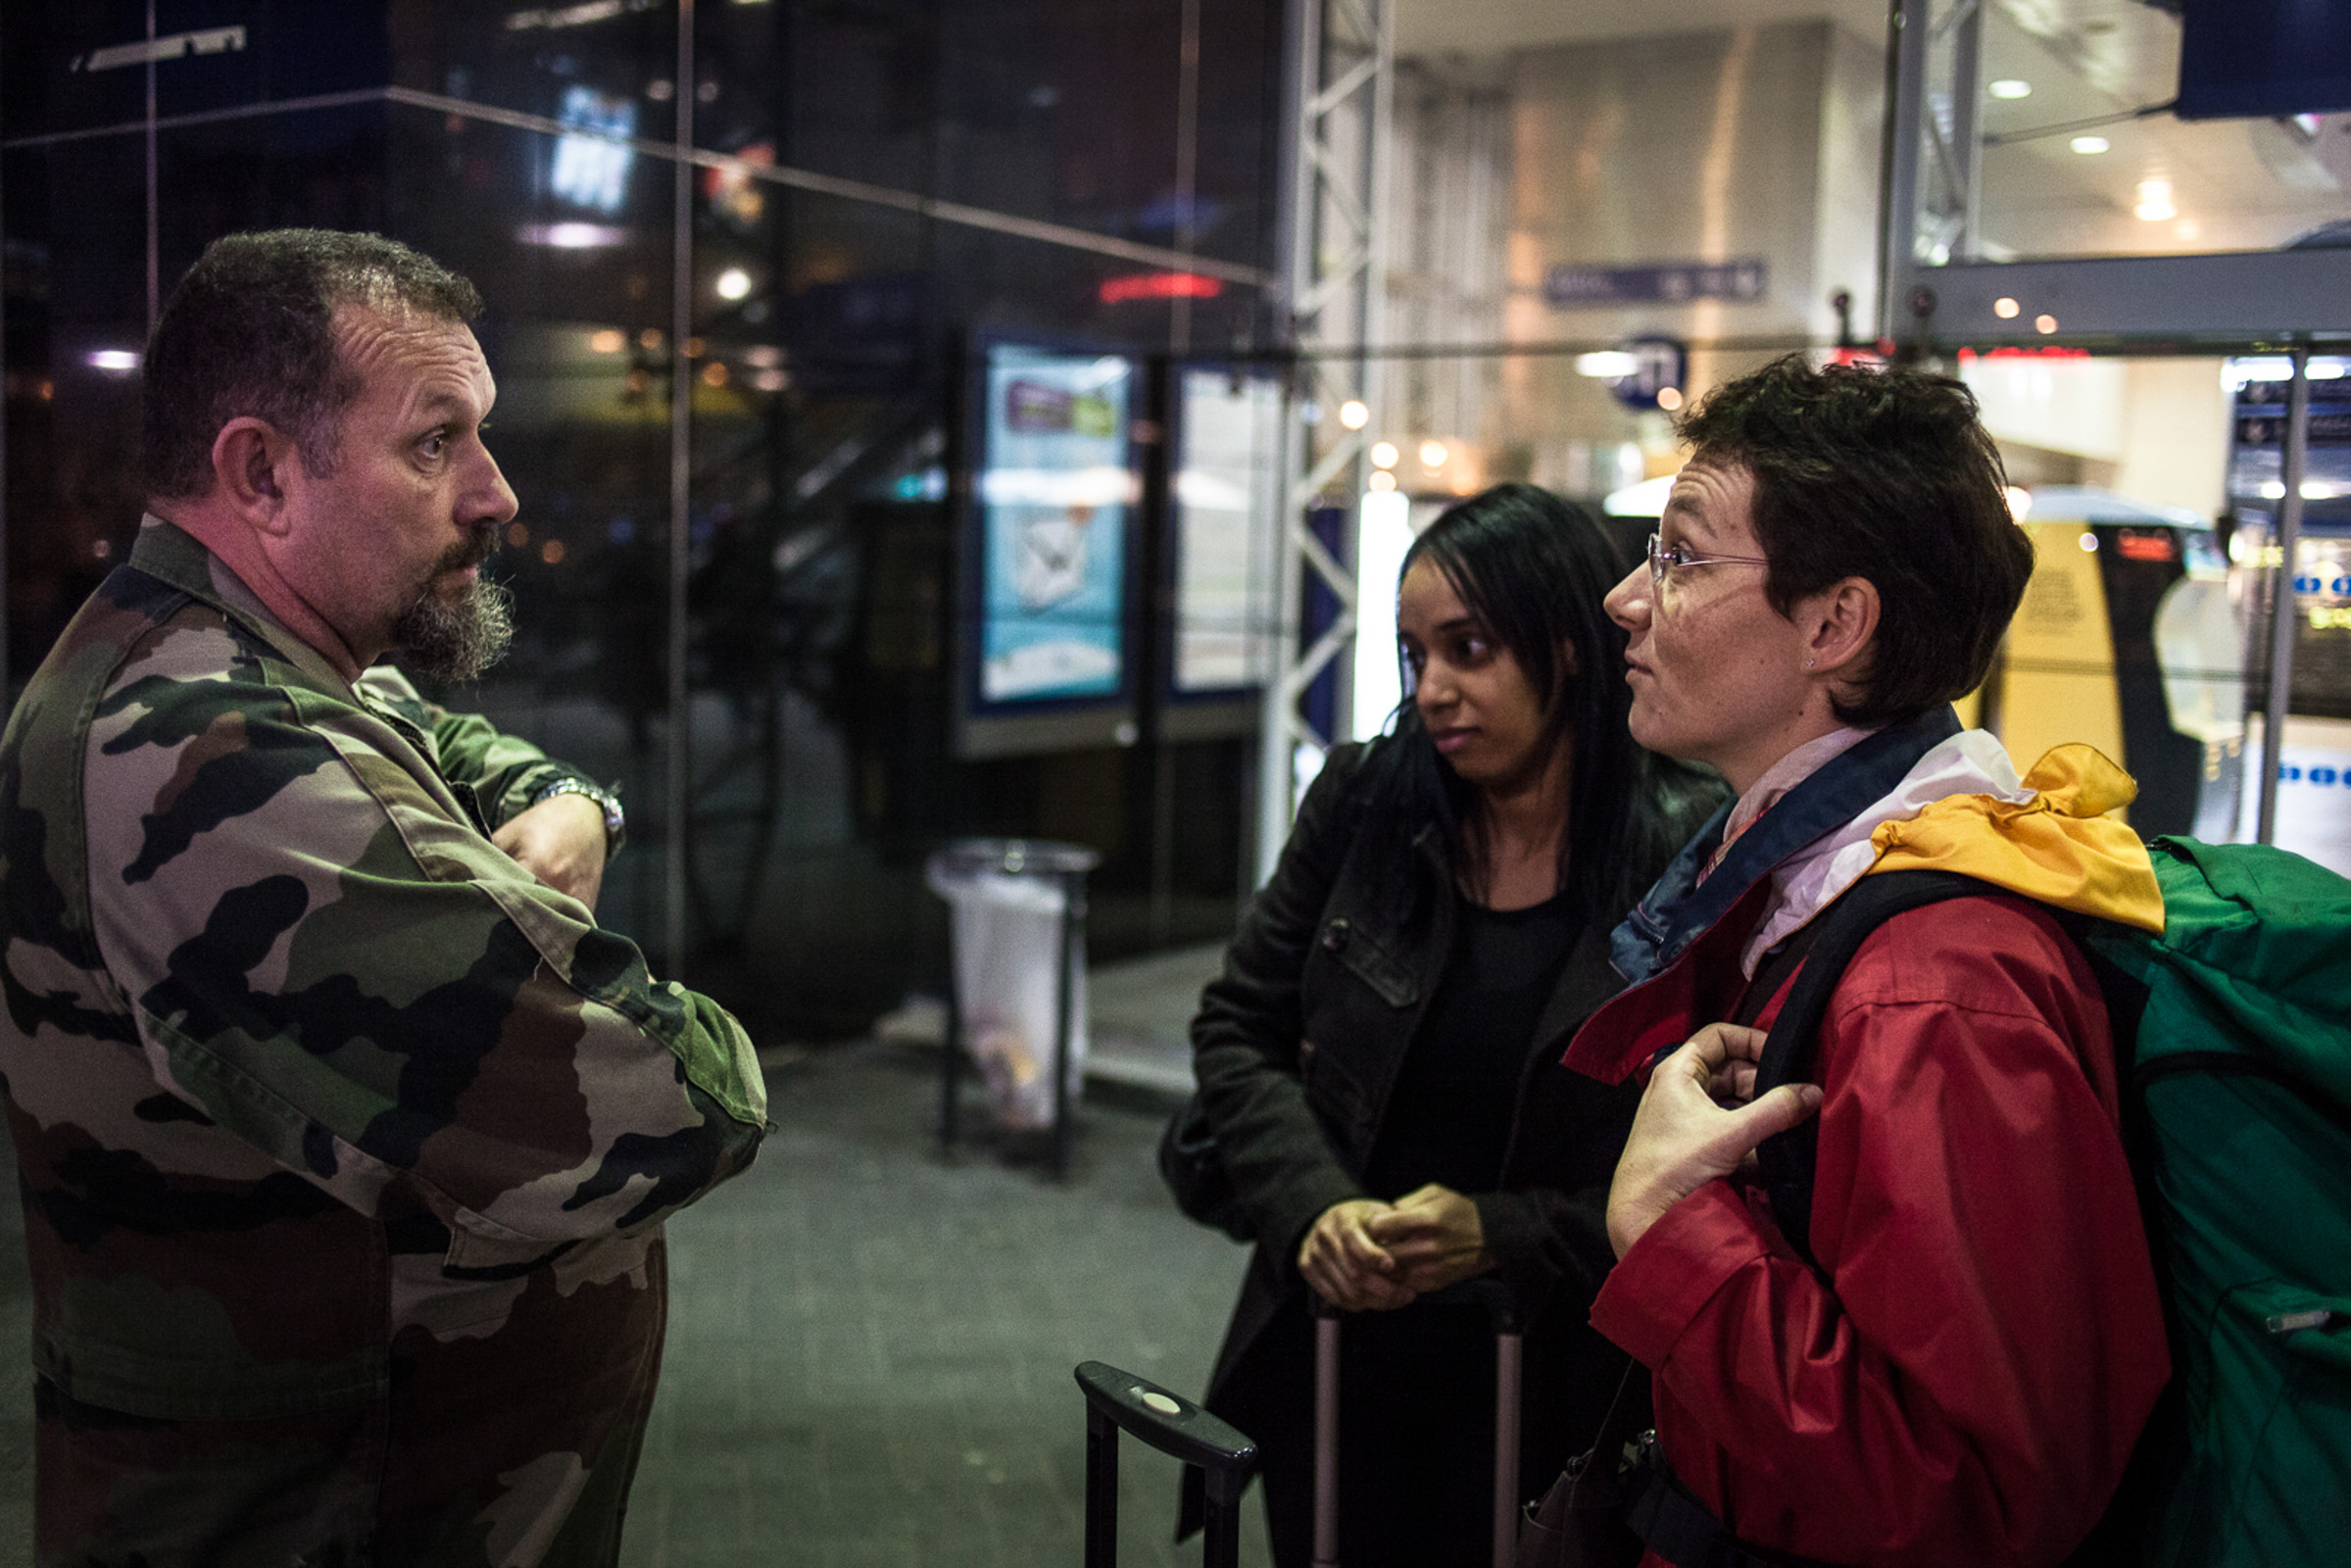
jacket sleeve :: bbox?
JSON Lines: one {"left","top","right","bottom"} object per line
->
{"left": 355, "top": 664, "right": 584, "bottom": 830}
{"left": 83, "top": 653, "right": 765, "bottom": 1266}
{"left": 1472, "top": 1175, "right": 1618, "bottom": 1311}
{"left": 1589, "top": 902, "right": 2169, "bottom": 1568}
{"left": 1190, "top": 746, "right": 1372, "bottom": 1260}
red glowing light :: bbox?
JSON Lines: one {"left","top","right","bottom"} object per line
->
{"left": 1956, "top": 345, "right": 2092, "bottom": 362}
{"left": 1099, "top": 271, "right": 1225, "bottom": 305}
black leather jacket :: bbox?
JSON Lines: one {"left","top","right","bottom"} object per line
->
{"left": 1191, "top": 737, "right": 1722, "bottom": 1413}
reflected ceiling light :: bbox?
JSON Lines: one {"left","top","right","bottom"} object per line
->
{"left": 2133, "top": 178, "right": 2177, "bottom": 221}
{"left": 714, "top": 267, "right": 753, "bottom": 301}
{"left": 86, "top": 349, "right": 140, "bottom": 372}
{"left": 752, "top": 368, "right": 790, "bottom": 392}
{"left": 1366, "top": 469, "right": 1397, "bottom": 493}
{"left": 518, "top": 221, "right": 626, "bottom": 248}
{"left": 1992, "top": 296, "right": 2021, "bottom": 319}
{"left": 744, "top": 344, "right": 785, "bottom": 368}
{"left": 589, "top": 328, "right": 626, "bottom": 353}
{"left": 2071, "top": 135, "right": 2110, "bottom": 155}
{"left": 1370, "top": 441, "right": 1399, "bottom": 469}
{"left": 507, "top": 2, "right": 627, "bottom": 32}
{"left": 1987, "top": 78, "right": 2032, "bottom": 99}
{"left": 701, "top": 362, "right": 729, "bottom": 387}
{"left": 639, "top": 327, "right": 664, "bottom": 351}
{"left": 1655, "top": 386, "right": 1685, "bottom": 412}
{"left": 1339, "top": 400, "right": 1370, "bottom": 429}
{"left": 2034, "top": 314, "right": 2059, "bottom": 334}
{"left": 1419, "top": 440, "right": 1448, "bottom": 467}
{"left": 1575, "top": 350, "right": 1640, "bottom": 378}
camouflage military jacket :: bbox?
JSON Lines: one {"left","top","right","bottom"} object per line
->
{"left": 0, "top": 518, "right": 767, "bottom": 1566}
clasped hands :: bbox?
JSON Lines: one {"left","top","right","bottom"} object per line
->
{"left": 1298, "top": 1183, "right": 1490, "bottom": 1311}
{"left": 1603, "top": 1021, "right": 1822, "bottom": 1259}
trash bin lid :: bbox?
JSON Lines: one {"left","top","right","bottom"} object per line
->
{"left": 926, "top": 837, "right": 1101, "bottom": 878}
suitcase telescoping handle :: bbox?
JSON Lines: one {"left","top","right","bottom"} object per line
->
{"left": 1074, "top": 1361, "right": 1257, "bottom": 1568}
{"left": 1310, "top": 1277, "right": 1528, "bottom": 1568}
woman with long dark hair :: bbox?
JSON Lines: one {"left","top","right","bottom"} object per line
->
{"left": 1176, "top": 483, "right": 1724, "bottom": 1566}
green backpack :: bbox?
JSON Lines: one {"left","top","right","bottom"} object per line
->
{"left": 1749, "top": 837, "right": 2351, "bottom": 1567}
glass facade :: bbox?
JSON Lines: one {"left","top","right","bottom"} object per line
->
{"left": 3, "top": 0, "right": 1288, "bottom": 1039}
{"left": 1913, "top": 1, "right": 2351, "bottom": 268}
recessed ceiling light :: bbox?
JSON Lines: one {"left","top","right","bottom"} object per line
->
{"left": 2071, "top": 135, "right": 2111, "bottom": 155}
{"left": 1988, "top": 79, "right": 2032, "bottom": 100}
{"left": 1993, "top": 297, "right": 2021, "bottom": 319}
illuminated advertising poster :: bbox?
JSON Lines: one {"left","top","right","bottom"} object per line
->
{"left": 980, "top": 346, "right": 1136, "bottom": 703}
{"left": 1173, "top": 370, "right": 1284, "bottom": 693}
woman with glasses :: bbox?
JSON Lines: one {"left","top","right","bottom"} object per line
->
{"left": 1567, "top": 356, "right": 2170, "bottom": 1567}
{"left": 1175, "top": 482, "right": 1723, "bottom": 1568}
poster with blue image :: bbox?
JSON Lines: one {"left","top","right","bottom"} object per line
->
{"left": 980, "top": 346, "right": 1135, "bottom": 703}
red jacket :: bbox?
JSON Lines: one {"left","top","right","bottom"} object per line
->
{"left": 1565, "top": 880, "right": 2170, "bottom": 1568}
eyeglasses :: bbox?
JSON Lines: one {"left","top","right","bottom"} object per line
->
{"left": 1646, "top": 531, "right": 1770, "bottom": 587}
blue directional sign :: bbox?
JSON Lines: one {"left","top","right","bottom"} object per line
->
{"left": 1544, "top": 258, "right": 1769, "bottom": 308}
{"left": 1600, "top": 337, "right": 1689, "bottom": 413}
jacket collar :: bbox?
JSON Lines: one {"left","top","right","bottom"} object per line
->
{"left": 128, "top": 514, "right": 358, "bottom": 697}
{"left": 1605, "top": 705, "right": 1962, "bottom": 985}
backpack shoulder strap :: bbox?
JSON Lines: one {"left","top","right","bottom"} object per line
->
{"left": 1751, "top": 870, "right": 2007, "bottom": 1269}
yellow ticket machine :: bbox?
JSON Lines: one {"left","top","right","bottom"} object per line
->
{"left": 1982, "top": 487, "right": 2232, "bottom": 839}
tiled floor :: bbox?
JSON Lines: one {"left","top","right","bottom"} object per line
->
{"left": 618, "top": 1041, "right": 1267, "bottom": 1568}
{"left": 0, "top": 1034, "right": 1273, "bottom": 1568}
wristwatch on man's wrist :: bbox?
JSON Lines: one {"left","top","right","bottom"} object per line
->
{"left": 531, "top": 777, "right": 625, "bottom": 854}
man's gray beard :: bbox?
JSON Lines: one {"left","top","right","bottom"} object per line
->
{"left": 394, "top": 576, "right": 514, "bottom": 683}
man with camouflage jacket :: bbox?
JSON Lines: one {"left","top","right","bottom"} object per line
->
{"left": 0, "top": 230, "right": 769, "bottom": 1566}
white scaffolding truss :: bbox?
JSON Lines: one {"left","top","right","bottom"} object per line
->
{"left": 1254, "top": 0, "right": 1395, "bottom": 883}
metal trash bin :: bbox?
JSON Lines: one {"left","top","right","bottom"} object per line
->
{"left": 924, "top": 837, "right": 1100, "bottom": 1175}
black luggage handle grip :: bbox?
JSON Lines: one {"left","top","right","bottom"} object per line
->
{"left": 1074, "top": 1361, "right": 1257, "bottom": 1479}
{"left": 1078, "top": 1361, "right": 1255, "bottom": 1568}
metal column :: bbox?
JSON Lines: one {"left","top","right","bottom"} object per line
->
{"left": 1877, "top": 0, "right": 1934, "bottom": 342}
{"left": 2256, "top": 346, "right": 2311, "bottom": 846}
{"left": 1255, "top": 0, "right": 1396, "bottom": 883}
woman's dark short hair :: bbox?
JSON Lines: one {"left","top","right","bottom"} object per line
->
{"left": 143, "top": 229, "right": 483, "bottom": 500}
{"left": 1676, "top": 355, "right": 2033, "bottom": 729}
{"left": 1374, "top": 482, "right": 1716, "bottom": 919}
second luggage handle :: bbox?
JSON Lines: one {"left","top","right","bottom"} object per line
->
{"left": 1308, "top": 1277, "right": 1529, "bottom": 1568}
{"left": 1074, "top": 1360, "right": 1256, "bottom": 1568}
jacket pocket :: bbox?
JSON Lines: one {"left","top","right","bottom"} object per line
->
{"left": 1317, "top": 916, "right": 1419, "bottom": 1008}
{"left": 1298, "top": 1036, "right": 1373, "bottom": 1135}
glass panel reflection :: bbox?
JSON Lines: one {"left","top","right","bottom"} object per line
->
{"left": 1921, "top": 1, "right": 2351, "bottom": 266}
